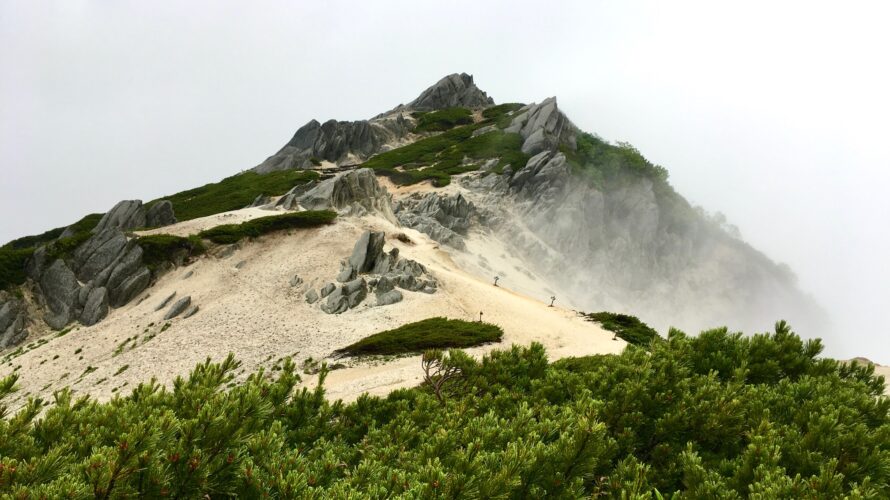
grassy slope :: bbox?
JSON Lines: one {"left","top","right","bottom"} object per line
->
{"left": 336, "top": 317, "right": 503, "bottom": 356}
{"left": 150, "top": 169, "right": 319, "bottom": 222}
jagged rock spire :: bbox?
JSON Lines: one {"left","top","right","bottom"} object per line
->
{"left": 407, "top": 73, "right": 494, "bottom": 111}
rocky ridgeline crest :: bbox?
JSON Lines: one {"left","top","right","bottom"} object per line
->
{"left": 306, "top": 230, "right": 437, "bottom": 314}
{"left": 405, "top": 73, "right": 494, "bottom": 111}
{"left": 270, "top": 168, "right": 396, "bottom": 222}
{"left": 506, "top": 97, "right": 578, "bottom": 155}
{"left": 253, "top": 73, "right": 495, "bottom": 173}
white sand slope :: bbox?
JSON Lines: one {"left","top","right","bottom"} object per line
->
{"left": 1, "top": 211, "right": 624, "bottom": 408}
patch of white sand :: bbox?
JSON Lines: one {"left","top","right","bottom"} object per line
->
{"left": 2, "top": 212, "right": 623, "bottom": 409}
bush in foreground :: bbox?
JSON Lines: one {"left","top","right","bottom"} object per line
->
{"left": 0, "top": 321, "right": 887, "bottom": 497}
{"left": 197, "top": 210, "right": 337, "bottom": 244}
{"left": 336, "top": 317, "right": 503, "bottom": 356}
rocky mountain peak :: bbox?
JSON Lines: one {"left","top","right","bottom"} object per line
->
{"left": 407, "top": 73, "right": 494, "bottom": 111}
{"left": 505, "top": 97, "right": 578, "bottom": 155}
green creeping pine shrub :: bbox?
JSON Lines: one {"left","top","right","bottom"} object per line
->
{"left": 482, "top": 102, "right": 525, "bottom": 128}
{"left": 336, "top": 317, "right": 504, "bottom": 356}
{"left": 134, "top": 234, "right": 205, "bottom": 270}
{"left": 150, "top": 169, "right": 319, "bottom": 222}
{"left": 363, "top": 122, "right": 530, "bottom": 186}
{"left": 0, "top": 321, "right": 888, "bottom": 497}
{"left": 413, "top": 107, "right": 474, "bottom": 132}
{"left": 562, "top": 132, "right": 670, "bottom": 188}
{"left": 2, "top": 213, "right": 102, "bottom": 251}
{"left": 0, "top": 247, "right": 34, "bottom": 291}
{"left": 197, "top": 210, "right": 337, "bottom": 244}
{"left": 583, "top": 311, "right": 661, "bottom": 347}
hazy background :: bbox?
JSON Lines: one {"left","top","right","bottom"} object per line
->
{"left": 2, "top": 1, "right": 888, "bottom": 361}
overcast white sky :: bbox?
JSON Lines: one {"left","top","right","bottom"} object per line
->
{"left": 2, "top": 1, "right": 888, "bottom": 361}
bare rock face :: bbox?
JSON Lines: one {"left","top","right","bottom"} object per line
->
{"left": 395, "top": 192, "right": 476, "bottom": 249}
{"left": 40, "top": 259, "right": 80, "bottom": 330}
{"left": 24, "top": 197, "right": 174, "bottom": 331}
{"left": 296, "top": 169, "right": 396, "bottom": 222}
{"left": 145, "top": 200, "right": 177, "bottom": 227}
{"left": 505, "top": 97, "right": 577, "bottom": 155}
{"left": 253, "top": 116, "right": 411, "bottom": 173}
{"left": 407, "top": 73, "right": 494, "bottom": 111}
{"left": 317, "top": 230, "right": 436, "bottom": 314}
{"left": 164, "top": 296, "right": 192, "bottom": 320}
{"left": 92, "top": 199, "right": 177, "bottom": 233}
{"left": 80, "top": 287, "right": 109, "bottom": 326}
{"left": 92, "top": 200, "right": 146, "bottom": 233}
{"left": 0, "top": 294, "right": 28, "bottom": 349}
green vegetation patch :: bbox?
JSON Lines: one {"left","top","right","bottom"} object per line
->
{"left": 0, "top": 247, "right": 35, "bottom": 291}
{"left": 2, "top": 213, "right": 103, "bottom": 251}
{"left": 562, "top": 132, "right": 669, "bottom": 188}
{"left": 336, "top": 317, "right": 503, "bottom": 356}
{"left": 583, "top": 311, "right": 661, "bottom": 347}
{"left": 151, "top": 170, "right": 319, "bottom": 222}
{"left": 482, "top": 102, "right": 525, "bottom": 128}
{"left": 363, "top": 123, "right": 530, "bottom": 186}
{"left": 135, "top": 234, "right": 205, "bottom": 270}
{"left": 0, "top": 322, "right": 887, "bottom": 497}
{"left": 197, "top": 210, "right": 337, "bottom": 245}
{"left": 413, "top": 107, "right": 474, "bottom": 132}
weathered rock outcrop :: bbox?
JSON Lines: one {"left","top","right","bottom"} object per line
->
{"left": 406, "top": 73, "right": 494, "bottom": 111}
{"left": 92, "top": 199, "right": 177, "bottom": 233}
{"left": 253, "top": 116, "right": 411, "bottom": 173}
{"left": 295, "top": 169, "right": 396, "bottom": 222}
{"left": 79, "top": 287, "right": 109, "bottom": 326}
{"left": 24, "top": 199, "right": 167, "bottom": 331}
{"left": 395, "top": 192, "right": 476, "bottom": 249}
{"left": 0, "top": 294, "right": 28, "bottom": 348}
{"left": 310, "top": 230, "right": 436, "bottom": 314}
{"left": 39, "top": 259, "right": 81, "bottom": 329}
{"left": 505, "top": 98, "right": 577, "bottom": 155}
{"left": 145, "top": 200, "right": 177, "bottom": 227}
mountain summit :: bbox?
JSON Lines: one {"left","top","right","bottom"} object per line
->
{"left": 406, "top": 72, "right": 494, "bottom": 111}
{"left": 1, "top": 72, "right": 830, "bottom": 408}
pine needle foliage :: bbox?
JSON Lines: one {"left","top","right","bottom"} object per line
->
{"left": 336, "top": 317, "right": 503, "bottom": 356}
{"left": 151, "top": 170, "right": 319, "bottom": 222}
{"left": 197, "top": 210, "right": 337, "bottom": 244}
{"left": 0, "top": 322, "right": 888, "bottom": 497}
{"left": 584, "top": 311, "right": 661, "bottom": 347}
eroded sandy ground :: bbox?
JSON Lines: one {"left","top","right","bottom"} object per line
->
{"left": 2, "top": 209, "right": 624, "bottom": 408}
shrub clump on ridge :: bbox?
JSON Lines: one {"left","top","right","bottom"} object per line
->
{"left": 197, "top": 210, "right": 337, "bottom": 244}
{"left": 583, "top": 311, "right": 661, "bottom": 347}
{"left": 413, "top": 107, "right": 474, "bottom": 132}
{"left": 336, "top": 317, "right": 504, "bottom": 356}
{"left": 135, "top": 234, "right": 206, "bottom": 270}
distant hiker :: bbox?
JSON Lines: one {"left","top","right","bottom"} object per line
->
{"left": 493, "top": 276, "right": 500, "bottom": 287}
{"left": 549, "top": 296, "right": 556, "bottom": 307}
{"left": 479, "top": 311, "right": 484, "bottom": 322}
